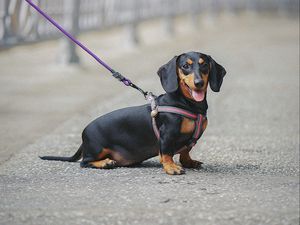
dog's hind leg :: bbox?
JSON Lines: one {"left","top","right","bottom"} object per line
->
{"left": 84, "top": 158, "right": 117, "bottom": 169}
{"left": 80, "top": 147, "right": 117, "bottom": 169}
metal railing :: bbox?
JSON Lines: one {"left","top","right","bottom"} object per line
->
{"left": 0, "top": 0, "right": 200, "bottom": 47}
{"left": 0, "top": 0, "right": 298, "bottom": 62}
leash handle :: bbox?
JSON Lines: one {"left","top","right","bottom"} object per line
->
{"left": 25, "top": 0, "right": 150, "bottom": 98}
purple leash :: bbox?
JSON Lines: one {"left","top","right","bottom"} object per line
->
{"left": 25, "top": 0, "right": 148, "bottom": 98}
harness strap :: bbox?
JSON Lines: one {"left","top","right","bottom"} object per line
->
{"left": 149, "top": 96, "right": 206, "bottom": 153}
{"left": 193, "top": 114, "right": 203, "bottom": 139}
{"left": 157, "top": 106, "right": 198, "bottom": 120}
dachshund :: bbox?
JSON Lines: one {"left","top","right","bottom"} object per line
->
{"left": 40, "top": 51, "right": 226, "bottom": 175}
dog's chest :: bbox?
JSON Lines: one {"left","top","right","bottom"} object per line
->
{"left": 180, "top": 117, "right": 195, "bottom": 134}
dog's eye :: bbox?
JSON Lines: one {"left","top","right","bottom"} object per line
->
{"left": 182, "top": 63, "right": 190, "bottom": 69}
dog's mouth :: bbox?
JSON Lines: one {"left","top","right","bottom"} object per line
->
{"left": 183, "top": 83, "right": 205, "bottom": 102}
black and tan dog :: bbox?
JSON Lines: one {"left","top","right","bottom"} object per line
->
{"left": 40, "top": 51, "right": 226, "bottom": 175}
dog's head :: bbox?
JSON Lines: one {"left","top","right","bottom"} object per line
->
{"left": 157, "top": 52, "right": 226, "bottom": 102}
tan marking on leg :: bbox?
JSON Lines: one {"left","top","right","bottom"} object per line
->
{"left": 179, "top": 149, "right": 203, "bottom": 169}
{"left": 160, "top": 154, "right": 185, "bottom": 175}
{"left": 97, "top": 148, "right": 112, "bottom": 160}
{"left": 89, "top": 158, "right": 116, "bottom": 169}
{"left": 179, "top": 118, "right": 208, "bottom": 168}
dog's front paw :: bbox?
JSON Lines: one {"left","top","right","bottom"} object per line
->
{"left": 180, "top": 159, "right": 203, "bottom": 169}
{"left": 163, "top": 163, "right": 185, "bottom": 175}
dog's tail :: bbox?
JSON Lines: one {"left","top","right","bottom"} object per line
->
{"left": 39, "top": 144, "right": 83, "bottom": 162}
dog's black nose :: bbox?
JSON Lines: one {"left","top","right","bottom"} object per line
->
{"left": 194, "top": 79, "right": 204, "bottom": 88}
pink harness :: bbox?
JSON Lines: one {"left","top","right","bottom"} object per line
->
{"left": 150, "top": 102, "right": 206, "bottom": 154}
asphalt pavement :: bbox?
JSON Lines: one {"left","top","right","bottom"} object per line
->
{"left": 0, "top": 14, "right": 299, "bottom": 225}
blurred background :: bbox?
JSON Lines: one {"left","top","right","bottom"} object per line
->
{"left": 0, "top": 0, "right": 299, "bottom": 49}
{"left": 0, "top": 0, "right": 299, "bottom": 164}
{"left": 0, "top": 1, "right": 299, "bottom": 224}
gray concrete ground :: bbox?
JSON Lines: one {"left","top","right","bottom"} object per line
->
{"left": 0, "top": 14, "right": 299, "bottom": 225}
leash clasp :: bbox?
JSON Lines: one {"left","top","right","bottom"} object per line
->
{"left": 146, "top": 92, "right": 158, "bottom": 117}
{"left": 145, "top": 92, "right": 156, "bottom": 101}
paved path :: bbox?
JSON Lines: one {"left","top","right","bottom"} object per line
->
{"left": 0, "top": 14, "right": 299, "bottom": 225}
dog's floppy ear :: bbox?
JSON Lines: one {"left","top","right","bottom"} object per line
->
{"left": 157, "top": 56, "right": 178, "bottom": 93}
{"left": 208, "top": 56, "right": 226, "bottom": 92}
